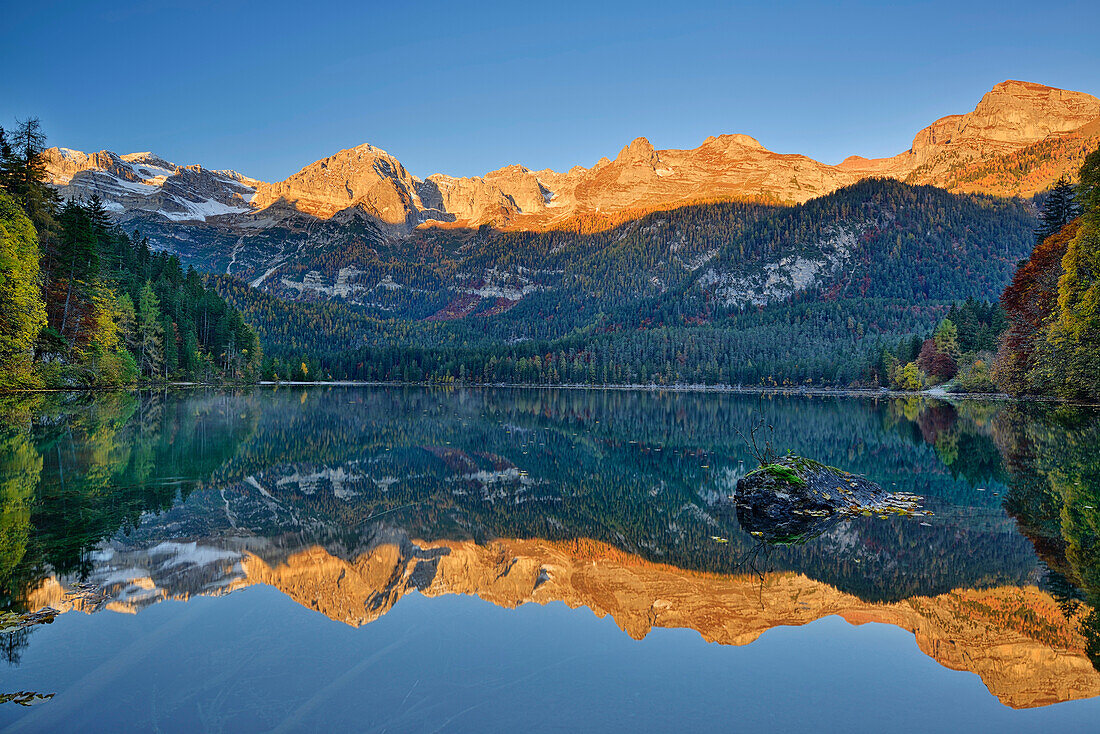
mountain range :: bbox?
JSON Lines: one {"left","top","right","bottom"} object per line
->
{"left": 32, "top": 531, "right": 1099, "bottom": 710}
{"left": 34, "top": 80, "right": 1096, "bottom": 380}
{"left": 44, "top": 80, "right": 1099, "bottom": 235}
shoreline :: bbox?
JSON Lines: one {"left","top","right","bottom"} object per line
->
{"left": 257, "top": 380, "right": 1020, "bottom": 401}
{"left": 1, "top": 380, "right": 1080, "bottom": 404}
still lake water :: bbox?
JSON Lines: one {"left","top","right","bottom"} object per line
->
{"left": 1, "top": 386, "right": 1099, "bottom": 732}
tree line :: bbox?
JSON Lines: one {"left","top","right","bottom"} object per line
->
{"left": 7, "top": 116, "right": 1090, "bottom": 395}
{"left": 0, "top": 119, "right": 260, "bottom": 387}
{"left": 993, "top": 152, "right": 1100, "bottom": 400}
{"left": 217, "top": 178, "right": 1035, "bottom": 386}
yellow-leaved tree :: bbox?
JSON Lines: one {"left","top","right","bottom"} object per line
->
{"left": 1048, "top": 147, "right": 1100, "bottom": 399}
{"left": 0, "top": 190, "right": 47, "bottom": 385}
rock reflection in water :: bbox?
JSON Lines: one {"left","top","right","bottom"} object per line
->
{"left": 2, "top": 387, "right": 1100, "bottom": 714}
{"left": 730, "top": 454, "right": 924, "bottom": 545}
{"left": 24, "top": 525, "right": 1100, "bottom": 710}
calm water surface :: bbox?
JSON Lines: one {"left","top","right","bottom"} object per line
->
{"left": 1, "top": 387, "right": 1099, "bottom": 732}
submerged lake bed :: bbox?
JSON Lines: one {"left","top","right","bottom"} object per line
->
{"left": 1, "top": 386, "right": 1099, "bottom": 732}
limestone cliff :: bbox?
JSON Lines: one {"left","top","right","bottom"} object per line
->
{"left": 42, "top": 80, "right": 1100, "bottom": 230}
{"left": 250, "top": 143, "right": 425, "bottom": 225}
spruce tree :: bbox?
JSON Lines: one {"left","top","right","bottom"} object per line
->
{"left": 136, "top": 281, "right": 164, "bottom": 376}
{"left": 1035, "top": 176, "right": 1080, "bottom": 244}
{"left": 55, "top": 200, "right": 99, "bottom": 342}
{"left": 0, "top": 127, "right": 17, "bottom": 195}
{"left": 5, "top": 119, "right": 57, "bottom": 241}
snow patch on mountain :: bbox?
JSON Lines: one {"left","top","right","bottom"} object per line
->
{"left": 44, "top": 148, "right": 260, "bottom": 223}
{"left": 161, "top": 198, "right": 252, "bottom": 221}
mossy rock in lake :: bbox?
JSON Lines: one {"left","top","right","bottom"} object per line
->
{"left": 733, "top": 456, "right": 922, "bottom": 545}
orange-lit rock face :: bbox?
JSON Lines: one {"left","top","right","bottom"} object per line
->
{"left": 895, "top": 81, "right": 1100, "bottom": 185}
{"left": 242, "top": 80, "right": 1097, "bottom": 228}
{"left": 241, "top": 538, "right": 1100, "bottom": 710}
{"left": 40, "top": 533, "right": 1100, "bottom": 710}
{"left": 42, "top": 81, "right": 1100, "bottom": 230}
{"left": 250, "top": 144, "right": 424, "bottom": 224}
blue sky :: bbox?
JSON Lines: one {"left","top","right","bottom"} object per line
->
{"left": 3, "top": 0, "right": 1098, "bottom": 181}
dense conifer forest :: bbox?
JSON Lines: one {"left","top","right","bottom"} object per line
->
{"left": 218, "top": 179, "right": 1040, "bottom": 386}
{"left": 0, "top": 120, "right": 260, "bottom": 387}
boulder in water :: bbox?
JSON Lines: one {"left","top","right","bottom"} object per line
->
{"left": 733, "top": 455, "right": 922, "bottom": 544}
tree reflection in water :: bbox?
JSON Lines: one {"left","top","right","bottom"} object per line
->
{"left": 0, "top": 387, "right": 1099, "bottom": 707}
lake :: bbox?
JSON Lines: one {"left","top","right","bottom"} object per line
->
{"left": 0, "top": 386, "right": 1099, "bottom": 732}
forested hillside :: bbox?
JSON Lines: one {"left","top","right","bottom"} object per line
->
{"left": 0, "top": 120, "right": 259, "bottom": 387}
{"left": 215, "top": 179, "right": 1035, "bottom": 385}
{"left": 4, "top": 119, "right": 1066, "bottom": 390}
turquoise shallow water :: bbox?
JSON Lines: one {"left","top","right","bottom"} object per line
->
{"left": 0, "top": 387, "right": 1098, "bottom": 731}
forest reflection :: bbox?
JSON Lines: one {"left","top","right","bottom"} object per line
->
{"left": 1, "top": 387, "right": 1099, "bottom": 706}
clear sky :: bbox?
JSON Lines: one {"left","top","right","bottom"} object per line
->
{"left": 3, "top": 0, "right": 1098, "bottom": 182}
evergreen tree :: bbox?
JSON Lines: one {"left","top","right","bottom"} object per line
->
{"left": 53, "top": 199, "right": 100, "bottom": 345}
{"left": 136, "top": 281, "right": 164, "bottom": 376}
{"left": 1034, "top": 176, "right": 1080, "bottom": 245}
{"left": 1079, "top": 147, "right": 1100, "bottom": 214}
{"left": 0, "top": 119, "right": 57, "bottom": 245}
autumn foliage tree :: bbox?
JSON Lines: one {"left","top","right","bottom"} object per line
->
{"left": 0, "top": 119, "right": 261, "bottom": 386}
{"left": 996, "top": 144, "right": 1100, "bottom": 399}
{"left": 917, "top": 338, "right": 958, "bottom": 383}
{"left": 1046, "top": 147, "right": 1100, "bottom": 398}
{"left": 994, "top": 220, "right": 1079, "bottom": 394}
{"left": 0, "top": 191, "right": 47, "bottom": 383}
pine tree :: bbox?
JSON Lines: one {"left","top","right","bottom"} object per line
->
{"left": 2, "top": 119, "right": 57, "bottom": 243}
{"left": 1034, "top": 176, "right": 1080, "bottom": 244}
{"left": 1079, "top": 147, "right": 1100, "bottom": 214}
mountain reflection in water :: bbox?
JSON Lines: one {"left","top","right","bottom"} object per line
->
{"left": 2, "top": 387, "right": 1100, "bottom": 716}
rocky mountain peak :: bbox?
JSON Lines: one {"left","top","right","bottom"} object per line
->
{"left": 42, "top": 80, "right": 1100, "bottom": 233}
{"left": 615, "top": 136, "right": 659, "bottom": 166}
{"left": 968, "top": 79, "right": 1100, "bottom": 140}
{"left": 704, "top": 133, "right": 766, "bottom": 151}
{"left": 249, "top": 143, "right": 424, "bottom": 225}
{"left": 42, "top": 147, "right": 257, "bottom": 222}
{"left": 898, "top": 81, "right": 1100, "bottom": 180}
